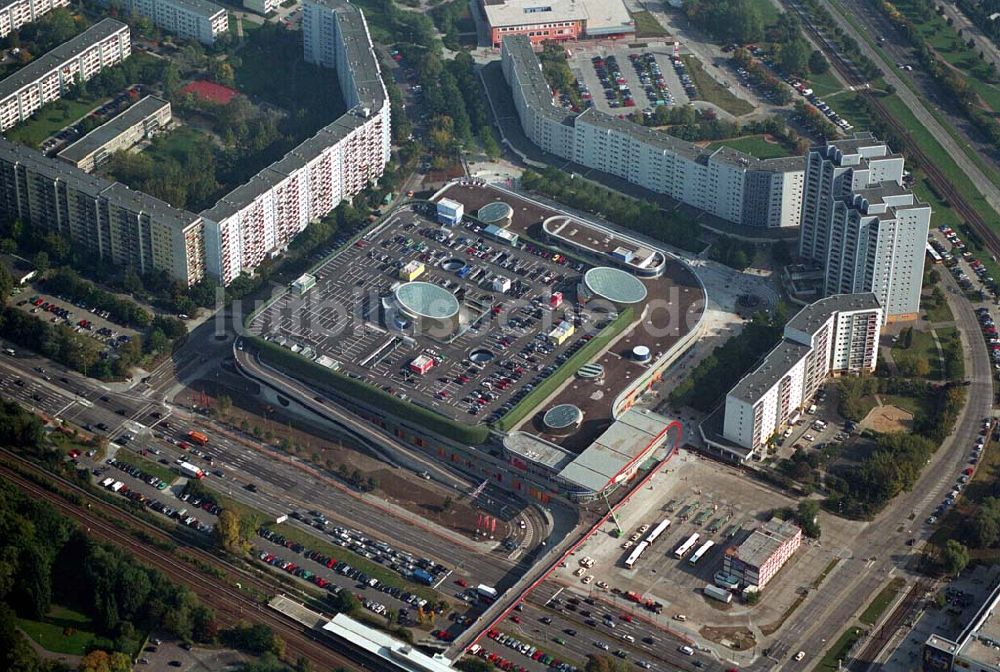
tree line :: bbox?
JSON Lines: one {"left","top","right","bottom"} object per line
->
{"left": 669, "top": 306, "right": 789, "bottom": 411}
{"left": 520, "top": 167, "right": 703, "bottom": 254}
{"left": 874, "top": 0, "right": 1000, "bottom": 153}
{"left": 0, "top": 476, "right": 218, "bottom": 671}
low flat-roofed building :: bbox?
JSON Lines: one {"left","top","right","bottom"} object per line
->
{"left": 924, "top": 578, "right": 1000, "bottom": 671}
{"left": 557, "top": 408, "right": 671, "bottom": 499}
{"left": 482, "top": 0, "right": 634, "bottom": 46}
{"left": 722, "top": 518, "right": 802, "bottom": 590}
{"left": 321, "top": 613, "right": 455, "bottom": 671}
{"left": 57, "top": 96, "right": 171, "bottom": 172}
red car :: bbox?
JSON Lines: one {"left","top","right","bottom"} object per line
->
{"left": 456, "top": 578, "right": 469, "bottom": 587}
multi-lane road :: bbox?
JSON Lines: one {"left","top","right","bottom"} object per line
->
{"left": 0, "top": 344, "right": 530, "bottom": 594}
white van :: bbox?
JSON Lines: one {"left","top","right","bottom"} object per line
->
{"left": 679, "top": 646, "right": 694, "bottom": 656}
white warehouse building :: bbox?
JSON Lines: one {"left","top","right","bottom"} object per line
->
{"left": 701, "top": 293, "right": 882, "bottom": 460}
{"left": 501, "top": 35, "right": 805, "bottom": 230}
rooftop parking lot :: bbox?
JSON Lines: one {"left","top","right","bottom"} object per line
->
{"left": 435, "top": 184, "right": 704, "bottom": 447}
{"left": 249, "top": 205, "right": 613, "bottom": 425}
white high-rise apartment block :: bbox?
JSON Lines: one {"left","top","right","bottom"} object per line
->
{"left": 0, "top": 0, "right": 69, "bottom": 38}
{"left": 703, "top": 293, "right": 882, "bottom": 459}
{"left": 800, "top": 133, "right": 930, "bottom": 322}
{"left": 0, "top": 0, "right": 389, "bottom": 287}
{"left": 0, "top": 19, "right": 130, "bottom": 132}
{"left": 125, "top": 0, "right": 228, "bottom": 45}
{"left": 201, "top": 0, "right": 391, "bottom": 285}
{"left": 501, "top": 35, "right": 805, "bottom": 230}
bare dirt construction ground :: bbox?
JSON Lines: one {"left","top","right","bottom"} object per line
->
{"left": 700, "top": 624, "right": 756, "bottom": 651}
{"left": 860, "top": 403, "right": 913, "bottom": 433}
{"left": 180, "top": 380, "right": 484, "bottom": 538}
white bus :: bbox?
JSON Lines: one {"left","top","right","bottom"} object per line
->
{"left": 688, "top": 540, "right": 716, "bottom": 566}
{"left": 645, "top": 519, "right": 671, "bottom": 544}
{"left": 624, "top": 541, "right": 649, "bottom": 569}
{"left": 673, "top": 533, "right": 700, "bottom": 559}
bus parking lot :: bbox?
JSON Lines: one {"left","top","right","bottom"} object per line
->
{"left": 549, "top": 451, "right": 865, "bottom": 650}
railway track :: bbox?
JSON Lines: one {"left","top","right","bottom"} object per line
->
{"left": 849, "top": 578, "right": 932, "bottom": 671}
{"left": 0, "top": 454, "right": 372, "bottom": 671}
{"left": 788, "top": 0, "right": 1000, "bottom": 260}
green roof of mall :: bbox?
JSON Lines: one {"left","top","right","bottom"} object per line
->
{"left": 584, "top": 267, "right": 648, "bottom": 304}
{"left": 394, "top": 282, "right": 460, "bottom": 318}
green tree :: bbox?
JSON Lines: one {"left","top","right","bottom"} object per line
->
{"left": 0, "top": 264, "right": 13, "bottom": 305}
{"left": 796, "top": 500, "right": 821, "bottom": 538}
{"left": 943, "top": 540, "right": 969, "bottom": 575}
{"left": 778, "top": 37, "right": 811, "bottom": 75}
{"left": 31, "top": 251, "right": 49, "bottom": 274}
{"left": 970, "top": 498, "right": 1000, "bottom": 547}
{"left": 213, "top": 509, "right": 245, "bottom": 554}
{"left": 809, "top": 49, "right": 830, "bottom": 74}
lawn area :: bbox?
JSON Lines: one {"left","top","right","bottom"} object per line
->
{"left": 7, "top": 97, "right": 105, "bottom": 148}
{"left": 145, "top": 126, "right": 210, "bottom": 164}
{"left": 892, "top": 327, "right": 942, "bottom": 379}
{"left": 912, "top": 177, "right": 961, "bottom": 229}
{"left": 707, "top": 134, "right": 793, "bottom": 159}
{"left": 681, "top": 55, "right": 754, "bottom": 117}
{"left": 112, "top": 449, "right": 177, "bottom": 484}
{"left": 882, "top": 393, "right": 931, "bottom": 417}
{"left": 829, "top": 91, "right": 876, "bottom": 131}
{"left": 17, "top": 604, "right": 98, "bottom": 656}
{"left": 860, "top": 577, "right": 905, "bottom": 625}
{"left": 805, "top": 68, "right": 844, "bottom": 97}
{"left": 630, "top": 10, "right": 669, "bottom": 38}
{"left": 816, "top": 625, "right": 864, "bottom": 672}
{"left": 922, "top": 290, "right": 954, "bottom": 323}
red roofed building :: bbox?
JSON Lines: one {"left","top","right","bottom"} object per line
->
{"left": 180, "top": 80, "right": 239, "bottom": 105}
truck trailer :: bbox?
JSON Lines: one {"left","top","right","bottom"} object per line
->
{"left": 179, "top": 462, "right": 204, "bottom": 479}
{"left": 704, "top": 584, "right": 733, "bottom": 604}
{"left": 411, "top": 569, "right": 434, "bottom": 586}
{"left": 477, "top": 584, "right": 498, "bottom": 601}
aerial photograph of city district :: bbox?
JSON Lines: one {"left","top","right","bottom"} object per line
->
{"left": 4, "top": 0, "right": 1000, "bottom": 670}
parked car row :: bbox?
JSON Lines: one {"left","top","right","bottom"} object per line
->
{"left": 592, "top": 54, "right": 635, "bottom": 108}
{"left": 670, "top": 55, "right": 697, "bottom": 98}
{"left": 106, "top": 456, "right": 170, "bottom": 491}
{"left": 480, "top": 629, "right": 579, "bottom": 672}
{"left": 629, "top": 52, "right": 674, "bottom": 107}
{"left": 256, "top": 527, "right": 437, "bottom": 609}
{"left": 98, "top": 471, "right": 210, "bottom": 532}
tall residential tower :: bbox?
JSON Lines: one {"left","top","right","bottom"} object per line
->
{"left": 799, "top": 133, "right": 929, "bottom": 322}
